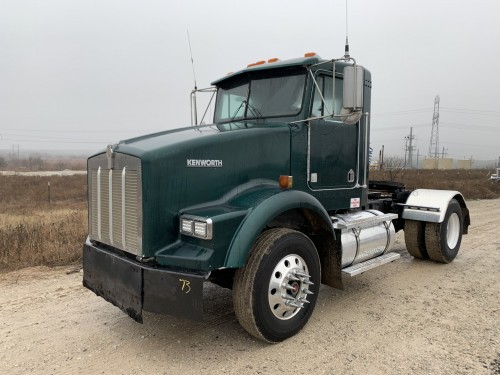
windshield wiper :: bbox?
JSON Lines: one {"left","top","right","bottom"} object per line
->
{"left": 229, "top": 100, "right": 246, "bottom": 122}
{"left": 245, "top": 101, "right": 264, "bottom": 120}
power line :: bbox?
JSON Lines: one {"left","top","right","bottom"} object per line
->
{"left": 1, "top": 138, "right": 102, "bottom": 144}
{"left": 372, "top": 106, "right": 500, "bottom": 117}
{"left": 441, "top": 107, "right": 500, "bottom": 116}
{"left": 372, "top": 108, "right": 432, "bottom": 117}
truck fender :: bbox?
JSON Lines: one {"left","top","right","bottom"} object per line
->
{"left": 224, "top": 189, "right": 333, "bottom": 268}
{"left": 401, "top": 189, "right": 470, "bottom": 233}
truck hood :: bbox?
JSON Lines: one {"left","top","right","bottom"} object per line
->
{"left": 95, "top": 122, "right": 285, "bottom": 160}
{"left": 89, "top": 122, "right": 292, "bottom": 258}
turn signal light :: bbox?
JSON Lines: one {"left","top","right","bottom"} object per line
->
{"left": 279, "top": 175, "right": 293, "bottom": 189}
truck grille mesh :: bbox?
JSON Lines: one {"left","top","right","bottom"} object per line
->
{"left": 88, "top": 154, "right": 142, "bottom": 255}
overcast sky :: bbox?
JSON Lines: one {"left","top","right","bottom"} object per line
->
{"left": 0, "top": 0, "right": 499, "bottom": 161}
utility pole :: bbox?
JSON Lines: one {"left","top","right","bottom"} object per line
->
{"left": 11, "top": 144, "right": 20, "bottom": 159}
{"left": 379, "top": 145, "right": 384, "bottom": 170}
{"left": 416, "top": 148, "right": 420, "bottom": 169}
{"left": 404, "top": 127, "right": 416, "bottom": 168}
{"left": 441, "top": 147, "right": 448, "bottom": 158}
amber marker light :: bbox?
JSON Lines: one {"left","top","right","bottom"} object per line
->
{"left": 304, "top": 52, "right": 317, "bottom": 57}
{"left": 279, "top": 175, "right": 293, "bottom": 189}
{"left": 268, "top": 58, "right": 279, "bottom": 63}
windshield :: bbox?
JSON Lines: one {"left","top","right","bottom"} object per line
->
{"left": 214, "top": 71, "right": 306, "bottom": 123}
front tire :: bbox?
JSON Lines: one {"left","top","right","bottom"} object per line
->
{"left": 425, "top": 199, "right": 463, "bottom": 263}
{"left": 233, "top": 228, "right": 320, "bottom": 343}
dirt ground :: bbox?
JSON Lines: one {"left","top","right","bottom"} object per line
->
{"left": 1, "top": 199, "right": 499, "bottom": 375}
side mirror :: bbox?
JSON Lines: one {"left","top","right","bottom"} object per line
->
{"left": 340, "top": 65, "right": 364, "bottom": 124}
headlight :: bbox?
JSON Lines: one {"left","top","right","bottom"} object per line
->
{"left": 180, "top": 215, "right": 213, "bottom": 240}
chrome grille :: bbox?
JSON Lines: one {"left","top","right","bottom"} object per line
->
{"left": 88, "top": 153, "right": 142, "bottom": 255}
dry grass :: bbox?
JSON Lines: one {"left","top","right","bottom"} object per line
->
{"left": 0, "top": 175, "right": 87, "bottom": 271}
{"left": 370, "top": 169, "right": 500, "bottom": 200}
{"left": 0, "top": 170, "right": 498, "bottom": 272}
{"left": 0, "top": 208, "right": 86, "bottom": 271}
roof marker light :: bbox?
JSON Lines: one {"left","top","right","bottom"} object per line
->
{"left": 304, "top": 52, "right": 317, "bottom": 57}
{"left": 268, "top": 58, "right": 279, "bottom": 63}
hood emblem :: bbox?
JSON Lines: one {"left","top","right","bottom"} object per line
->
{"left": 187, "top": 159, "right": 223, "bottom": 168}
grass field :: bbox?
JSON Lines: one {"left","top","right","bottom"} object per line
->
{"left": 0, "top": 175, "right": 87, "bottom": 271}
{"left": 0, "top": 170, "right": 499, "bottom": 271}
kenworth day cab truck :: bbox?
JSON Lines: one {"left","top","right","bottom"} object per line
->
{"left": 83, "top": 49, "right": 470, "bottom": 343}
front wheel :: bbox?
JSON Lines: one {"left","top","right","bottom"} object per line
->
{"left": 233, "top": 228, "right": 321, "bottom": 343}
{"left": 425, "top": 199, "right": 463, "bottom": 263}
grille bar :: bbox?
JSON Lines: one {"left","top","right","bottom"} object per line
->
{"left": 109, "top": 169, "right": 113, "bottom": 245}
{"left": 97, "top": 167, "right": 102, "bottom": 240}
{"left": 122, "top": 167, "right": 126, "bottom": 248}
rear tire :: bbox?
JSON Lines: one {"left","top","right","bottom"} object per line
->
{"left": 233, "top": 228, "right": 320, "bottom": 343}
{"left": 425, "top": 199, "right": 463, "bottom": 263}
{"left": 404, "top": 220, "right": 429, "bottom": 259}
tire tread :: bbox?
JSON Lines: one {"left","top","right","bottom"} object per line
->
{"left": 404, "top": 220, "right": 428, "bottom": 259}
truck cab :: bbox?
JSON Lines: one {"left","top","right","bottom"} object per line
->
{"left": 83, "top": 52, "right": 470, "bottom": 343}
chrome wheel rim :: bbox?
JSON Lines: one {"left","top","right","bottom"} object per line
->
{"left": 268, "top": 254, "right": 313, "bottom": 320}
{"left": 446, "top": 213, "right": 460, "bottom": 249}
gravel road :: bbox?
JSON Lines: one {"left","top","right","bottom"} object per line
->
{"left": 1, "top": 199, "right": 499, "bottom": 375}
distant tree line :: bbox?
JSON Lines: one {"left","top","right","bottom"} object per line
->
{"left": 0, "top": 154, "right": 85, "bottom": 171}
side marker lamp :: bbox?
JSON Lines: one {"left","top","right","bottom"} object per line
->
{"left": 279, "top": 175, "right": 293, "bottom": 189}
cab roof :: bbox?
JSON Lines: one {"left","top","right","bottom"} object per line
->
{"left": 211, "top": 54, "right": 330, "bottom": 86}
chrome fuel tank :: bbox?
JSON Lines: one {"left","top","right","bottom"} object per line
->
{"left": 333, "top": 210, "right": 396, "bottom": 268}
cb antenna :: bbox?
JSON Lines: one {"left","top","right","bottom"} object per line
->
{"left": 187, "top": 29, "right": 197, "bottom": 90}
{"left": 344, "top": 0, "right": 350, "bottom": 58}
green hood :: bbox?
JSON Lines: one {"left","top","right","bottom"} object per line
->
{"left": 104, "top": 123, "right": 292, "bottom": 257}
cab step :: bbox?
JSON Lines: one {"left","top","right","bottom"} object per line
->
{"left": 342, "top": 252, "right": 400, "bottom": 277}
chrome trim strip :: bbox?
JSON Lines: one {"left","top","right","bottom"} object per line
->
{"left": 109, "top": 169, "right": 113, "bottom": 245}
{"left": 97, "top": 166, "right": 102, "bottom": 240}
{"left": 121, "top": 166, "right": 126, "bottom": 248}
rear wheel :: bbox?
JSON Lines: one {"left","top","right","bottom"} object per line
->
{"left": 233, "top": 228, "right": 320, "bottom": 343}
{"left": 404, "top": 220, "right": 428, "bottom": 259}
{"left": 425, "top": 199, "right": 463, "bottom": 263}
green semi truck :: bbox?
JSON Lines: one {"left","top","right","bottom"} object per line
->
{"left": 83, "top": 49, "right": 470, "bottom": 342}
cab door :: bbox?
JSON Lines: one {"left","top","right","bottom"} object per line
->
{"left": 308, "top": 73, "right": 359, "bottom": 190}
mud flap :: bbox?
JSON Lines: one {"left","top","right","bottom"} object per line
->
{"left": 83, "top": 241, "right": 204, "bottom": 322}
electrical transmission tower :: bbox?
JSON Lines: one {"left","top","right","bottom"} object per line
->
{"left": 428, "top": 95, "right": 440, "bottom": 158}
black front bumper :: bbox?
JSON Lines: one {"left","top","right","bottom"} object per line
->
{"left": 83, "top": 239, "right": 205, "bottom": 322}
